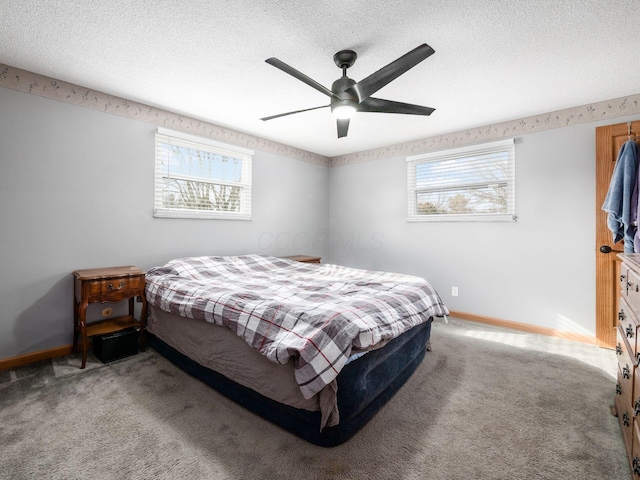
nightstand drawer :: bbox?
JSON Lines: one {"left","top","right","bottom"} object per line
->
{"left": 86, "top": 276, "right": 144, "bottom": 301}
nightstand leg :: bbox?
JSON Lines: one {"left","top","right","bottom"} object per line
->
{"left": 79, "top": 301, "right": 88, "bottom": 369}
{"left": 139, "top": 295, "right": 147, "bottom": 352}
{"left": 72, "top": 298, "right": 79, "bottom": 354}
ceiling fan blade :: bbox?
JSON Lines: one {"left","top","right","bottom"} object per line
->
{"left": 337, "top": 118, "right": 350, "bottom": 138}
{"left": 346, "top": 44, "right": 435, "bottom": 103}
{"left": 358, "top": 97, "right": 435, "bottom": 116}
{"left": 266, "top": 58, "right": 335, "bottom": 98}
{"left": 260, "top": 105, "right": 328, "bottom": 121}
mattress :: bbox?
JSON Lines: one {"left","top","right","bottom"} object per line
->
{"left": 147, "top": 305, "right": 433, "bottom": 446}
{"left": 147, "top": 306, "right": 320, "bottom": 412}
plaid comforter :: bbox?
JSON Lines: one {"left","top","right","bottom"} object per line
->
{"left": 145, "top": 255, "right": 449, "bottom": 399}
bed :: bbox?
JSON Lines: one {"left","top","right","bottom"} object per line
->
{"left": 144, "top": 254, "right": 449, "bottom": 446}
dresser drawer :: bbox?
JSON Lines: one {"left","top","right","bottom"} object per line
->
{"left": 632, "top": 421, "right": 640, "bottom": 478}
{"left": 617, "top": 326, "right": 637, "bottom": 381}
{"left": 634, "top": 367, "right": 640, "bottom": 419}
{"left": 617, "top": 360, "right": 635, "bottom": 416}
{"left": 628, "top": 267, "right": 640, "bottom": 311}
{"left": 619, "top": 297, "right": 639, "bottom": 358}
{"left": 616, "top": 391, "right": 634, "bottom": 459}
{"left": 623, "top": 264, "right": 631, "bottom": 296}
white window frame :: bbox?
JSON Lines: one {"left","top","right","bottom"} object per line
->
{"left": 406, "top": 138, "right": 516, "bottom": 222}
{"left": 154, "top": 127, "right": 253, "bottom": 220}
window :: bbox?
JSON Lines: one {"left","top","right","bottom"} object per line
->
{"left": 154, "top": 128, "right": 253, "bottom": 220}
{"left": 407, "top": 138, "right": 516, "bottom": 222}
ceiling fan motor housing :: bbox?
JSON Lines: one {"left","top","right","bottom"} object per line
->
{"left": 331, "top": 76, "right": 358, "bottom": 113}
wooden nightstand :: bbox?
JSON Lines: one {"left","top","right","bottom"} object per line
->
{"left": 282, "top": 255, "right": 321, "bottom": 264}
{"left": 72, "top": 266, "right": 147, "bottom": 369}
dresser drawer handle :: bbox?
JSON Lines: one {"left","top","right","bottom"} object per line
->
{"left": 633, "top": 455, "right": 640, "bottom": 475}
{"left": 617, "top": 383, "right": 622, "bottom": 395}
{"left": 620, "top": 310, "right": 626, "bottom": 322}
{"left": 622, "top": 274, "right": 627, "bottom": 282}
{"left": 624, "top": 365, "right": 631, "bottom": 379}
{"left": 617, "top": 343, "right": 623, "bottom": 355}
{"left": 624, "top": 412, "right": 631, "bottom": 426}
{"left": 627, "top": 325, "right": 635, "bottom": 339}
{"left": 634, "top": 399, "right": 640, "bottom": 416}
{"left": 107, "top": 281, "right": 126, "bottom": 291}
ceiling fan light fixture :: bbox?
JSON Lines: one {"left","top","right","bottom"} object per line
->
{"left": 331, "top": 99, "right": 357, "bottom": 119}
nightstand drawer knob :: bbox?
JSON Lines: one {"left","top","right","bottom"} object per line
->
{"left": 620, "top": 310, "right": 626, "bottom": 322}
{"left": 617, "top": 343, "right": 623, "bottom": 355}
{"left": 107, "top": 281, "right": 126, "bottom": 291}
{"left": 633, "top": 455, "right": 640, "bottom": 475}
{"left": 624, "top": 365, "right": 631, "bottom": 379}
{"left": 617, "top": 383, "right": 622, "bottom": 395}
{"left": 627, "top": 325, "right": 635, "bottom": 339}
{"left": 623, "top": 412, "right": 630, "bottom": 427}
{"left": 634, "top": 399, "right": 640, "bottom": 416}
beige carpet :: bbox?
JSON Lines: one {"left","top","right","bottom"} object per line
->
{"left": 0, "top": 318, "right": 630, "bottom": 479}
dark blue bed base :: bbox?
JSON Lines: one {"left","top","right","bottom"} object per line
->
{"left": 147, "top": 319, "right": 432, "bottom": 447}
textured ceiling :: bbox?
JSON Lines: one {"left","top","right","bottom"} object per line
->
{"left": 1, "top": 0, "right": 639, "bottom": 157}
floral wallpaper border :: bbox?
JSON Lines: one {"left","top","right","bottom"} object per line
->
{"left": 0, "top": 63, "right": 330, "bottom": 167}
{"left": 2, "top": 63, "right": 639, "bottom": 169}
{"left": 331, "top": 93, "right": 640, "bottom": 167}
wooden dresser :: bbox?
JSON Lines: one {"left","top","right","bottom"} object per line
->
{"left": 615, "top": 254, "right": 640, "bottom": 477}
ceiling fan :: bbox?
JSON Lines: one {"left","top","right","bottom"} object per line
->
{"left": 260, "top": 43, "right": 436, "bottom": 138}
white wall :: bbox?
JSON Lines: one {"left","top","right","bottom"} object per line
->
{"left": 328, "top": 115, "right": 640, "bottom": 337}
{"left": 0, "top": 87, "right": 329, "bottom": 358}
{"left": 3, "top": 80, "right": 639, "bottom": 359}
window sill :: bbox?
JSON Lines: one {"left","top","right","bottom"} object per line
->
{"left": 406, "top": 213, "right": 517, "bottom": 223}
{"left": 154, "top": 209, "right": 251, "bottom": 221}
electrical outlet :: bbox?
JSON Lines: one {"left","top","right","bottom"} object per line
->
{"left": 451, "top": 286, "right": 459, "bottom": 297}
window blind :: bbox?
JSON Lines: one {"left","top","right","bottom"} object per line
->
{"left": 154, "top": 127, "right": 253, "bottom": 220}
{"left": 406, "top": 138, "right": 516, "bottom": 222}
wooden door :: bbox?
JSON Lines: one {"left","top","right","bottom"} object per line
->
{"left": 596, "top": 120, "right": 640, "bottom": 348}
